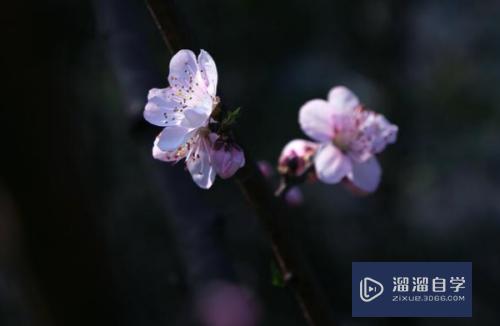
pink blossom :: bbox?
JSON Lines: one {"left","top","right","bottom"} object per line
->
{"left": 211, "top": 136, "right": 246, "bottom": 179}
{"left": 298, "top": 86, "right": 398, "bottom": 192}
{"left": 144, "top": 49, "right": 219, "bottom": 189}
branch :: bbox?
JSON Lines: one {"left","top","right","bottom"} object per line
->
{"left": 144, "top": 1, "right": 335, "bottom": 325}
{"left": 145, "top": 0, "right": 196, "bottom": 55}
{"left": 235, "top": 160, "right": 334, "bottom": 326}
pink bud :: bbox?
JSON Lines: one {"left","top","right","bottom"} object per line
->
{"left": 285, "top": 187, "right": 304, "bottom": 206}
{"left": 278, "top": 139, "right": 318, "bottom": 177}
{"left": 257, "top": 160, "right": 275, "bottom": 178}
{"left": 211, "top": 136, "right": 245, "bottom": 179}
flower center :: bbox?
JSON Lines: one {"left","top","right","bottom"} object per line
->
{"left": 198, "top": 126, "right": 211, "bottom": 138}
{"left": 332, "top": 134, "right": 351, "bottom": 153}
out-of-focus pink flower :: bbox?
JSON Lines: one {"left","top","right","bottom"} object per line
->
{"left": 278, "top": 139, "right": 319, "bottom": 177}
{"left": 196, "top": 281, "right": 261, "bottom": 326}
{"left": 211, "top": 136, "right": 245, "bottom": 179}
{"left": 285, "top": 187, "right": 304, "bottom": 206}
{"left": 144, "top": 49, "right": 219, "bottom": 189}
{"left": 299, "top": 86, "right": 398, "bottom": 192}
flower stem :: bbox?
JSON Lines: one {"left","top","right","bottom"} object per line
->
{"left": 274, "top": 161, "right": 315, "bottom": 198}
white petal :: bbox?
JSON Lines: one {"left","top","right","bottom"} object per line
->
{"left": 157, "top": 126, "right": 192, "bottom": 151}
{"left": 152, "top": 145, "right": 177, "bottom": 162}
{"left": 186, "top": 137, "right": 216, "bottom": 189}
{"left": 314, "top": 144, "right": 352, "bottom": 184}
{"left": 298, "top": 99, "right": 334, "bottom": 142}
{"left": 347, "top": 157, "right": 381, "bottom": 192}
{"left": 143, "top": 88, "right": 186, "bottom": 127}
{"left": 198, "top": 49, "right": 218, "bottom": 97}
{"left": 327, "top": 86, "right": 360, "bottom": 114}
{"left": 145, "top": 85, "right": 213, "bottom": 130}
{"left": 183, "top": 105, "right": 213, "bottom": 128}
{"left": 144, "top": 92, "right": 183, "bottom": 127}
{"left": 147, "top": 87, "right": 167, "bottom": 100}
{"left": 168, "top": 49, "right": 199, "bottom": 89}
{"left": 152, "top": 136, "right": 188, "bottom": 162}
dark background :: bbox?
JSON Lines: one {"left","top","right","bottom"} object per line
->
{"left": 1, "top": 0, "right": 500, "bottom": 325}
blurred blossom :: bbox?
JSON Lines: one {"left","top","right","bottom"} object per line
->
{"left": 196, "top": 281, "right": 261, "bottom": 326}
{"left": 278, "top": 139, "right": 319, "bottom": 177}
{"left": 257, "top": 160, "right": 275, "bottom": 178}
{"left": 144, "top": 49, "right": 219, "bottom": 189}
{"left": 285, "top": 187, "right": 304, "bottom": 206}
{"left": 211, "top": 136, "right": 245, "bottom": 179}
{"left": 299, "top": 86, "right": 398, "bottom": 192}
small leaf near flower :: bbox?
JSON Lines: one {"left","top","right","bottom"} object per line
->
{"left": 220, "top": 107, "right": 242, "bottom": 131}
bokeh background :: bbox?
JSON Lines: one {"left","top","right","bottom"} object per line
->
{"left": 2, "top": 0, "right": 500, "bottom": 325}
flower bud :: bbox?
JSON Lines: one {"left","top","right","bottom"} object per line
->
{"left": 278, "top": 139, "right": 318, "bottom": 177}
{"left": 211, "top": 136, "right": 245, "bottom": 179}
{"left": 285, "top": 187, "right": 304, "bottom": 206}
{"left": 257, "top": 160, "right": 275, "bottom": 178}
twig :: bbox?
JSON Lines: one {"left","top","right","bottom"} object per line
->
{"left": 144, "top": 1, "right": 335, "bottom": 325}
{"left": 145, "top": 0, "right": 195, "bottom": 54}
{"left": 234, "top": 160, "right": 334, "bottom": 326}
{"left": 274, "top": 162, "right": 315, "bottom": 198}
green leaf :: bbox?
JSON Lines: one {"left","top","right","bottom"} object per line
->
{"left": 221, "top": 107, "right": 242, "bottom": 127}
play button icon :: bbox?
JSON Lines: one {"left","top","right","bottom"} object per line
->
{"left": 359, "top": 277, "right": 384, "bottom": 302}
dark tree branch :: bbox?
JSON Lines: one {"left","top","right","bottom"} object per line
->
{"left": 144, "top": 0, "right": 195, "bottom": 54}
{"left": 144, "top": 1, "right": 335, "bottom": 325}
{"left": 234, "top": 161, "right": 334, "bottom": 326}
